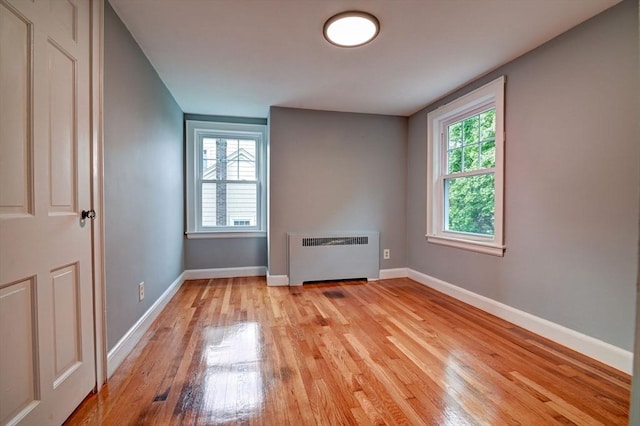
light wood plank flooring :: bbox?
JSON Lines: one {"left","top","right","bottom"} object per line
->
{"left": 65, "top": 277, "right": 631, "bottom": 425}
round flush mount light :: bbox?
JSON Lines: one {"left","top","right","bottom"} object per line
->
{"left": 323, "top": 11, "right": 380, "bottom": 48}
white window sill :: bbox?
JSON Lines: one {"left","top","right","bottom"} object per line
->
{"left": 426, "top": 234, "right": 505, "bottom": 257}
{"left": 186, "top": 231, "right": 267, "bottom": 239}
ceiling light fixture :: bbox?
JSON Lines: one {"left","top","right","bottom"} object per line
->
{"left": 323, "top": 11, "right": 380, "bottom": 48}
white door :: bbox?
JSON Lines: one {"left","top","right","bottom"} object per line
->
{"left": 0, "top": 0, "right": 96, "bottom": 424}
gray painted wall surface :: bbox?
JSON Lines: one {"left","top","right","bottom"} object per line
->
{"left": 104, "top": 2, "right": 184, "bottom": 350}
{"left": 407, "top": 1, "right": 638, "bottom": 350}
{"left": 629, "top": 0, "right": 640, "bottom": 418}
{"left": 269, "top": 107, "right": 407, "bottom": 276}
{"left": 184, "top": 237, "right": 267, "bottom": 270}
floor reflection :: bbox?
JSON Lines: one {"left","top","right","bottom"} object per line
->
{"left": 440, "top": 352, "right": 496, "bottom": 425}
{"left": 201, "top": 322, "right": 264, "bottom": 423}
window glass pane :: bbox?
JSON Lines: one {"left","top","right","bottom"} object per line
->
{"left": 202, "top": 138, "right": 257, "bottom": 181}
{"left": 481, "top": 140, "right": 495, "bottom": 168}
{"left": 446, "top": 109, "right": 495, "bottom": 173}
{"left": 202, "top": 182, "right": 217, "bottom": 227}
{"left": 235, "top": 139, "right": 256, "bottom": 180}
{"left": 226, "top": 182, "right": 257, "bottom": 226}
{"left": 463, "top": 145, "right": 479, "bottom": 171}
{"left": 445, "top": 173, "right": 495, "bottom": 235}
{"left": 448, "top": 122, "right": 462, "bottom": 148}
{"left": 202, "top": 138, "right": 229, "bottom": 181}
{"left": 448, "top": 148, "right": 462, "bottom": 173}
{"left": 238, "top": 139, "right": 256, "bottom": 154}
{"left": 462, "top": 115, "right": 479, "bottom": 145}
{"left": 480, "top": 109, "right": 496, "bottom": 141}
{"left": 201, "top": 182, "right": 257, "bottom": 228}
{"left": 202, "top": 138, "right": 218, "bottom": 176}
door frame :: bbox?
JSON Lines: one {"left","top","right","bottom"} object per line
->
{"left": 90, "top": 0, "right": 107, "bottom": 389}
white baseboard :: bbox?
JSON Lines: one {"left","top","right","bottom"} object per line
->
{"left": 267, "top": 273, "right": 289, "bottom": 286}
{"left": 379, "top": 268, "right": 409, "bottom": 280}
{"left": 184, "top": 266, "right": 266, "bottom": 280}
{"left": 407, "top": 268, "right": 633, "bottom": 374}
{"left": 107, "top": 271, "right": 185, "bottom": 378}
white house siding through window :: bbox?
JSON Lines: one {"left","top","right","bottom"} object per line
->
{"left": 201, "top": 138, "right": 257, "bottom": 227}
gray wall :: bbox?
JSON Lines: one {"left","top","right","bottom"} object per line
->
{"left": 629, "top": 2, "right": 640, "bottom": 421}
{"left": 184, "top": 237, "right": 267, "bottom": 270}
{"left": 104, "top": 2, "right": 184, "bottom": 350}
{"left": 269, "top": 107, "right": 407, "bottom": 277}
{"left": 407, "top": 0, "right": 639, "bottom": 350}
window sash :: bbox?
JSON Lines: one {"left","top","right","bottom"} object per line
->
{"left": 200, "top": 179, "right": 259, "bottom": 185}
{"left": 444, "top": 113, "right": 496, "bottom": 175}
{"left": 197, "top": 136, "right": 258, "bottom": 181}
{"left": 440, "top": 167, "right": 495, "bottom": 180}
{"left": 442, "top": 171, "right": 495, "bottom": 238}
{"left": 197, "top": 179, "right": 261, "bottom": 231}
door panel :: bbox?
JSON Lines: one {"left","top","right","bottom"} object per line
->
{"left": 48, "top": 40, "right": 77, "bottom": 213}
{"left": 0, "top": 0, "right": 32, "bottom": 217}
{"left": 0, "top": 278, "right": 38, "bottom": 425}
{"left": 51, "top": 263, "right": 81, "bottom": 386}
{"left": 0, "top": 0, "right": 95, "bottom": 424}
{"left": 50, "top": 0, "right": 77, "bottom": 42}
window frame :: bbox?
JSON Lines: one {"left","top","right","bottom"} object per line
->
{"left": 186, "top": 120, "right": 267, "bottom": 238}
{"left": 426, "top": 76, "right": 506, "bottom": 256}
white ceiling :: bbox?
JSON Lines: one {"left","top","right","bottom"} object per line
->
{"left": 108, "top": 0, "right": 618, "bottom": 118}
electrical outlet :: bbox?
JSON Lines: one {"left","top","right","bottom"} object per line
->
{"left": 383, "top": 249, "right": 390, "bottom": 260}
{"left": 138, "top": 282, "right": 145, "bottom": 302}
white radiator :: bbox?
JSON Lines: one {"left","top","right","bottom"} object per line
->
{"left": 288, "top": 232, "right": 379, "bottom": 286}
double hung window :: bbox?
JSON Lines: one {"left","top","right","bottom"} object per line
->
{"left": 426, "top": 77, "right": 505, "bottom": 255}
{"left": 186, "top": 121, "right": 266, "bottom": 237}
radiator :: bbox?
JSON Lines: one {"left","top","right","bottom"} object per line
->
{"left": 288, "top": 232, "right": 379, "bottom": 286}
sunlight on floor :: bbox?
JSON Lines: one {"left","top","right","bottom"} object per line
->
{"left": 202, "top": 322, "right": 264, "bottom": 422}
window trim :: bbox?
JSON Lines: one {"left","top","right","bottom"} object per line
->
{"left": 426, "top": 76, "right": 505, "bottom": 256}
{"left": 185, "top": 120, "right": 267, "bottom": 238}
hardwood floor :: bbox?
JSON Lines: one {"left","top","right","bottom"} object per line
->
{"left": 65, "top": 277, "right": 630, "bottom": 425}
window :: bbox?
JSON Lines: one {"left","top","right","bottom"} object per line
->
{"left": 426, "top": 76, "right": 505, "bottom": 256}
{"left": 186, "top": 120, "right": 267, "bottom": 237}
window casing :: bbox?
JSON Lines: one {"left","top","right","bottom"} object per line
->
{"left": 186, "top": 121, "right": 267, "bottom": 238}
{"left": 426, "top": 76, "right": 505, "bottom": 256}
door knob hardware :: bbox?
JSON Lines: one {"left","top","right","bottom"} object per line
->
{"left": 81, "top": 209, "right": 96, "bottom": 220}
